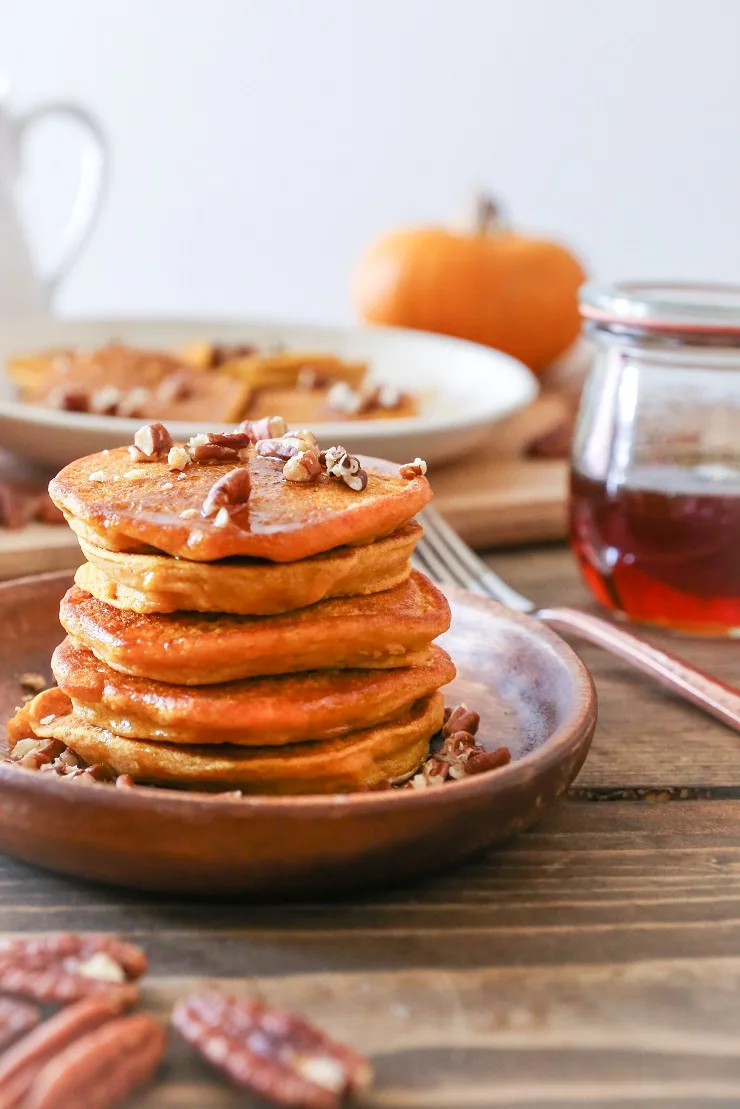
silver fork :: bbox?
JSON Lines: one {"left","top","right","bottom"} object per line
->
{"left": 415, "top": 505, "right": 740, "bottom": 732}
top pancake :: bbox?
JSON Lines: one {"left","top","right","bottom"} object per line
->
{"left": 49, "top": 448, "right": 430, "bottom": 562}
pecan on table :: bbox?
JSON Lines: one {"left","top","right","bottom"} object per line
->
{"left": 0, "top": 934, "right": 146, "bottom": 1005}
{"left": 173, "top": 992, "right": 372, "bottom": 1109}
{"left": 0, "top": 994, "right": 127, "bottom": 1108}
{"left": 0, "top": 997, "right": 41, "bottom": 1052}
{"left": 24, "top": 1013, "right": 165, "bottom": 1109}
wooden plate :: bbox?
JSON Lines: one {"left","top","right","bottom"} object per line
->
{"left": 0, "top": 572, "right": 596, "bottom": 896}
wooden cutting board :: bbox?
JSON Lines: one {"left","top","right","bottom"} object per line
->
{"left": 0, "top": 395, "right": 569, "bottom": 581}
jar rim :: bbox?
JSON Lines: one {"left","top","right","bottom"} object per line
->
{"left": 580, "top": 280, "right": 740, "bottom": 335}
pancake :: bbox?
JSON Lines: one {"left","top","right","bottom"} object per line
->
{"left": 52, "top": 639, "right": 456, "bottom": 745}
{"left": 75, "top": 523, "right": 421, "bottom": 615}
{"left": 60, "top": 572, "right": 450, "bottom": 684}
{"left": 10, "top": 689, "right": 442, "bottom": 793}
{"left": 50, "top": 448, "right": 431, "bottom": 562}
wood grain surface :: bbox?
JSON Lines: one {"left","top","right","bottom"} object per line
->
{"left": 3, "top": 543, "right": 740, "bottom": 1106}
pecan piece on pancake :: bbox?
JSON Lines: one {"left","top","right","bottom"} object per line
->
{"left": 399, "top": 457, "right": 427, "bottom": 480}
{"left": 283, "top": 449, "right": 322, "bottom": 483}
{"left": 167, "top": 445, "right": 191, "bottom": 471}
{"left": 173, "top": 991, "right": 372, "bottom": 1109}
{"left": 239, "top": 415, "right": 287, "bottom": 441}
{"left": 0, "top": 997, "right": 42, "bottom": 1052}
{"left": 255, "top": 435, "right": 315, "bottom": 461}
{"left": 24, "top": 1012, "right": 165, "bottom": 1109}
{"left": 201, "top": 467, "right": 252, "bottom": 518}
{"left": 0, "top": 995, "right": 128, "bottom": 1109}
{"left": 46, "top": 385, "right": 89, "bottom": 413}
{"left": 322, "top": 446, "right": 368, "bottom": 492}
{"left": 131, "top": 422, "right": 173, "bottom": 462}
{"left": 0, "top": 934, "right": 146, "bottom": 1005}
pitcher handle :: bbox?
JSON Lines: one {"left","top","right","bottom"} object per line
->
{"left": 15, "top": 101, "right": 108, "bottom": 306}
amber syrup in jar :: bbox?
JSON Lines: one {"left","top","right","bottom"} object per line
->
{"left": 570, "top": 464, "right": 740, "bottom": 634}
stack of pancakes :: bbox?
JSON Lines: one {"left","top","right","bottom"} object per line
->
{"left": 11, "top": 438, "right": 455, "bottom": 794}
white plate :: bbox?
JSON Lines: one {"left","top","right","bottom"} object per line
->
{"left": 0, "top": 317, "right": 537, "bottom": 469}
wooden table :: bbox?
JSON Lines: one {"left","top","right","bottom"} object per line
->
{"left": 3, "top": 546, "right": 740, "bottom": 1107}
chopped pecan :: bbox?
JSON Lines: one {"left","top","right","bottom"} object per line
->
{"left": 89, "top": 386, "right": 122, "bottom": 416}
{"left": 157, "top": 369, "right": 194, "bottom": 404}
{"left": 399, "top": 457, "right": 427, "bottom": 479}
{"left": 0, "top": 997, "right": 41, "bottom": 1052}
{"left": 442, "top": 704, "right": 480, "bottom": 738}
{"left": 202, "top": 430, "right": 253, "bottom": 451}
{"left": 322, "top": 445, "right": 368, "bottom": 492}
{"left": 201, "top": 467, "right": 251, "bottom": 518}
{"left": 410, "top": 757, "right": 449, "bottom": 789}
{"left": 132, "top": 422, "right": 172, "bottom": 461}
{"left": 255, "top": 436, "right": 313, "bottom": 461}
{"left": 117, "top": 386, "right": 151, "bottom": 419}
{"left": 0, "top": 995, "right": 128, "bottom": 1109}
{"left": 21, "top": 1012, "right": 165, "bottom": 1109}
{"left": 283, "top": 450, "right": 322, "bottom": 483}
{"left": 296, "top": 367, "right": 329, "bottom": 390}
{"left": 9, "top": 738, "right": 66, "bottom": 771}
{"left": 240, "top": 415, "right": 287, "bottom": 441}
{"left": 33, "top": 492, "right": 65, "bottom": 525}
{"left": 167, "top": 445, "right": 191, "bottom": 471}
{"left": 46, "top": 386, "right": 89, "bottom": 413}
{"left": 326, "top": 380, "right": 402, "bottom": 415}
{"left": 0, "top": 934, "right": 146, "bottom": 1005}
{"left": 19, "top": 673, "right": 49, "bottom": 695}
{"left": 173, "top": 992, "right": 372, "bottom": 1109}
{"left": 115, "top": 774, "right": 135, "bottom": 790}
{"left": 189, "top": 443, "right": 242, "bottom": 462}
{"left": 211, "top": 343, "right": 258, "bottom": 366}
{"left": 0, "top": 484, "right": 32, "bottom": 530}
{"left": 464, "top": 746, "right": 512, "bottom": 776}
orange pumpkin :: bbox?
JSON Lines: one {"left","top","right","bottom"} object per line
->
{"left": 352, "top": 197, "right": 586, "bottom": 373}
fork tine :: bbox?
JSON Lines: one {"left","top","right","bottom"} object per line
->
{"left": 413, "top": 538, "right": 468, "bottom": 592}
{"left": 419, "top": 506, "right": 533, "bottom": 612}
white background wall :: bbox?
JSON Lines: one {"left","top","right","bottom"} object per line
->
{"left": 3, "top": 0, "right": 740, "bottom": 322}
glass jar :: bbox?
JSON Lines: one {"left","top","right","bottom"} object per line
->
{"left": 570, "top": 281, "right": 740, "bottom": 636}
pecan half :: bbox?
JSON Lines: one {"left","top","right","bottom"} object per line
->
{"left": 132, "top": 422, "right": 172, "bottom": 461}
{"left": 201, "top": 467, "right": 251, "bottom": 518}
{"left": 283, "top": 450, "right": 322, "bottom": 483}
{"left": 173, "top": 992, "right": 372, "bottom": 1109}
{"left": 399, "top": 457, "right": 427, "bottom": 480}
{"left": 0, "top": 934, "right": 146, "bottom": 1005}
{"left": 0, "top": 995, "right": 127, "bottom": 1109}
{"left": 25, "top": 1013, "right": 165, "bottom": 1109}
{"left": 0, "top": 997, "right": 41, "bottom": 1052}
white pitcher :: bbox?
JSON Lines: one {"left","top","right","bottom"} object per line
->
{"left": 0, "top": 76, "right": 107, "bottom": 316}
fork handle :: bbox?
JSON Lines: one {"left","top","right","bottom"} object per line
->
{"left": 536, "top": 606, "right": 740, "bottom": 733}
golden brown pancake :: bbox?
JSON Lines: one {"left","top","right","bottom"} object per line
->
{"left": 75, "top": 523, "right": 420, "bottom": 615}
{"left": 60, "top": 572, "right": 450, "bottom": 684}
{"left": 10, "top": 688, "right": 442, "bottom": 793}
{"left": 52, "top": 639, "right": 455, "bottom": 745}
{"left": 50, "top": 449, "right": 430, "bottom": 562}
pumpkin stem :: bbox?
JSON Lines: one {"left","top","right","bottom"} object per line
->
{"left": 474, "top": 194, "right": 508, "bottom": 236}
